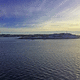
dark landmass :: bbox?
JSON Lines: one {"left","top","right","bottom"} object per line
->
{"left": 0, "top": 33, "right": 80, "bottom": 39}
{"left": 0, "top": 34, "right": 26, "bottom": 37}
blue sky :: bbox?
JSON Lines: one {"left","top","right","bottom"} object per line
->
{"left": 0, "top": 0, "right": 80, "bottom": 34}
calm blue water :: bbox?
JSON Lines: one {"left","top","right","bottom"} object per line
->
{"left": 0, "top": 37, "right": 80, "bottom": 80}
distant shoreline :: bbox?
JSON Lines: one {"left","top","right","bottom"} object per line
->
{"left": 0, "top": 33, "right": 80, "bottom": 39}
{"left": 18, "top": 33, "right": 80, "bottom": 39}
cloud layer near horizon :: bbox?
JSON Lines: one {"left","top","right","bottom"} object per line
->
{"left": 0, "top": 0, "right": 80, "bottom": 33}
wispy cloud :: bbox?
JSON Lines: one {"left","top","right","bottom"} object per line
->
{"left": 0, "top": 0, "right": 80, "bottom": 33}
{"left": 0, "top": 0, "right": 47, "bottom": 17}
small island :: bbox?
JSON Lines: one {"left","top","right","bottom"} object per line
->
{"left": 18, "top": 33, "right": 80, "bottom": 39}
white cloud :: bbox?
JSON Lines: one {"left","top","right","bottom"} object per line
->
{"left": 0, "top": 0, "right": 80, "bottom": 33}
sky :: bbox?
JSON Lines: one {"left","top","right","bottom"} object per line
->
{"left": 0, "top": 0, "right": 80, "bottom": 34}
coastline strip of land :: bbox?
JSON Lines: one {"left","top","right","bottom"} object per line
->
{"left": 0, "top": 33, "right": 80, "bottom": 39}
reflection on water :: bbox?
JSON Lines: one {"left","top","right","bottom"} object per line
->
{"left": 0, "top": 37, "right": 80, "bottom": 80}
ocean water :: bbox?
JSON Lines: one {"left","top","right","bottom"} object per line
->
{"left": 0, "top": 37, "right": 80, "bottom": 80}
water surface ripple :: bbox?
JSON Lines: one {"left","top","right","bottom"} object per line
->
{"left": 0, "top": 37, "right": 80, "bottom": 80}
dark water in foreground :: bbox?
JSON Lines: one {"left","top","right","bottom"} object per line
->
{"left": 0, "top": 37, "right": 80, "bottom": 80}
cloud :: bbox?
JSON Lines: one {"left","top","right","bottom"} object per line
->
{"left": 0, "top": 0, "right": 50, "bottom": 29}
{"left": 0, "top": 0, "right": 80, "bottom": 33}
{"left": 0, "top": 0, "right": 47, "bottom": 17}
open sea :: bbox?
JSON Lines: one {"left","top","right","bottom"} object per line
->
{"left": 0, "top": 37, "right": 80, "bottom": 80}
